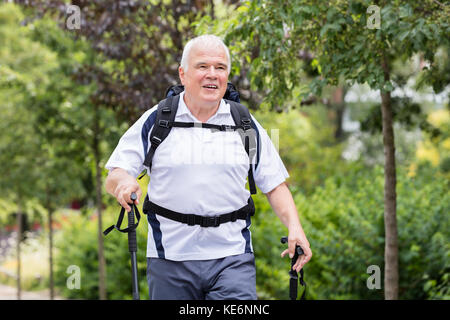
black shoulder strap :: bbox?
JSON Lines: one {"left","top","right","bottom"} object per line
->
{"left": 143, "top": 95, "right": 180, "bottom": 170}
{"left": 227, "top": 100, "right": 258, "bottom": 194}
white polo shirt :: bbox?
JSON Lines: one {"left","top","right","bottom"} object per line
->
{"left": 105, "top": 91, "right": 289, "bottom": 261}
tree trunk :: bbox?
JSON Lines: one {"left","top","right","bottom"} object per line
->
{"left": 93, "top": 104, "right": 107, "bottom": 300}
{"left": 46, "top": 187, "right": 54, "bottom": 300}
{"left": 209, "top": 0, "right": 215, "bottom": 20}
{"left": 330, "top": 85, "right": 347, "bottom": 141}
{"left": 380, "top": 54, "right": 399, "bottom": 300}
{"left": 16, "top": 207, "right": 22, "bottom": 300}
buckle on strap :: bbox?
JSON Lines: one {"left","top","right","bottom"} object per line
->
{"left": 159, "top": 120, "right": 169, "bottom": 128}
{"left": 241, "top": 119, "right": 252, "bottom": 130}
{"left": 151, "top": 136, "right": 162, "bottom": 146}
{"left": 201, "top": 216, "right": 220, "bottom": 228}
{"left": 221, "top": 124, "right": 233, "bottom": 131}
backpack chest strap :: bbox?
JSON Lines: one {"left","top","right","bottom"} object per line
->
{"left": 143, "top": 196, "right": 255, "bottom": 228}
{"left": 159, "top": 120, "right": 242, "bottom": 132}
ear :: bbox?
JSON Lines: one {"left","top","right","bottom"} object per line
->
{"left": 179, "top": 66, "right": 185, "bottom": 85}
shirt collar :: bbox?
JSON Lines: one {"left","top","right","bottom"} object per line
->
{"left": 177, "top": 91, "right": 230, "bottom": 119}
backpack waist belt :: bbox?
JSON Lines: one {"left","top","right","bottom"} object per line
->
{"left": 143, "top": 196, "right": 255, "bottom": 227}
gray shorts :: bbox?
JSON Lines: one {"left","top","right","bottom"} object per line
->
{"left": 146, "top": 253, "right": 257, "bottom": 300}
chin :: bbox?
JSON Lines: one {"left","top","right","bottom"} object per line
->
{"left": 201, "top": 93, "right": 223, "bottom": 103}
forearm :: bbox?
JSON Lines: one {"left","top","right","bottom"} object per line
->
{"left": 266, "top": 182, "right": 312, "bottom": 270}
{"left": 265, "top": 182, "right": 303, "bottom": 230}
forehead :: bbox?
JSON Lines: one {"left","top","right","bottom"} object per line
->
{"left": 188, "top": 43, "right": 228, "bottom": 64}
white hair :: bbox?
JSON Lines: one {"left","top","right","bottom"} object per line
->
{"left": 180, "top": 35, "right": 231, "bottom": 74}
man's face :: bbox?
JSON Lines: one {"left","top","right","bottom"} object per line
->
{"left": 179, "top": 43, "right": 229, "bottom": 107}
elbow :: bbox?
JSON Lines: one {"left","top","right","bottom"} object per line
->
{"left": 266, "top": 181, "right": 287, "bottom": 198}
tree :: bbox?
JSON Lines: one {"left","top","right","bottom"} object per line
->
{"left": 17, "top": 0, "right": 217, "bottom": 121}
{"left": 0, "top": 3, "right": 58, "bottom": 299}
{"left": 226, "top": 0, "right": 449, "bottom": 299}
{"left": 0, "top": 2, "right": 96, "bottom": 298}
{"left": 14, "top": 0, "right": 218, "bottom": 299}
{"left": 27, "top": 15, "right": 119, "bottom": 300}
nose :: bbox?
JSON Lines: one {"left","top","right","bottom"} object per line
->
{"left": 206, "top": 66, "right": 217, "bottom": 78}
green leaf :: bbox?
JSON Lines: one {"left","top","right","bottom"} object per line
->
{"left": 383, "top": 81, "right": 394, "bottom": 92}
{"left": 398, "top": 30, "right": 410, "bottom": 41}
{"left": 320, "top": 25, "right": 329, "bottom": 38}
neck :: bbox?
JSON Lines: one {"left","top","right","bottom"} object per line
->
{"left": 183, "top": 93, "right": 220, "bottom": 123}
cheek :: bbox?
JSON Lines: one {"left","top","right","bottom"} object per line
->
{"left": 184, "top": 77, "right": 200, "bottom": 90}
{"left": 220, "top": 75, "right": 229, "bottom": 88}
{"left": 193, "top": 73, "right": 207, "bottom": 85}
{"left": 220, "top": 72, "right": 229, "bottom": 82}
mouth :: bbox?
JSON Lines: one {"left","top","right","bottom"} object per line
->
{"left": 202, "top": 84, "right": 218, "bottom": 90}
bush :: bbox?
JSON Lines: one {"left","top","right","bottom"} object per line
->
{"left": 54, "top": 205, "right": 149, "bottom": 300}
{"left": 253, "top": 107, "right": 347, "bottom": 195}
{"left": 252, "top": 163, "right": 449, "bottom": 299}
{"left": 53, "top": 164, "right": 448, "bottom": 300}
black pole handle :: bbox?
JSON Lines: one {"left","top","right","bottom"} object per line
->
{"left": 281, "top": 236, "right": 307, "bottom": 300}
{"left": 127, "top": 192, "right": 138, "bottom": 252}
{"left": 128, "top": 192, "right": 140, "bottom": 299}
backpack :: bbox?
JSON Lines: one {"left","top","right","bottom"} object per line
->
{"left": 142, "top": 82, "right": 260, "bottom": 195}
{"left": 140, "top": 83, "right": 260, "bottom": 228}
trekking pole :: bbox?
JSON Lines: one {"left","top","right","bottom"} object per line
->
{"left": 281, "top": 236, "right": 306, "bottom": 300}
{"left": 128, "top": 192, "right": 140, "bottom": 300}
{"left": 103, "top": 192, "right": 141, "bottom": 300}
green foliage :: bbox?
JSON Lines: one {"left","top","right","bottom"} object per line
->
{"left": 395, "top": 164, "right": 449, "bottom": 299}
{"left": 253, "top": 163, "right": 449, "bottom": 299}
{"left": 253, "top": 105, "right": 347, "bottom": 194}
{"left": 54, "top": 206, "right": 149, "bottom": 300}
{"left": 1, "top": 1, "right": 447, "bottom": 301}
{"left": 251, "top": 193, "right": 291, "bottom": 299}
{"left": 0, "top": 3, "right": 58, "bottom": 93}
{"left": 226, "top": 0, "right": 450, "bottom": 107}
{"left": 0, "top": 3, "right": 98, "bottom": 206}
{"left": 0, "top": 3, "right": 57, "bottom": 200}
{"left": 8, "top": 162, "right": 448, "bottom": 300}
{"left": 416, "top": 45, "right": 450, "bottom": 94}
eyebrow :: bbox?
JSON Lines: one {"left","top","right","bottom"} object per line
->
{"left": 195, "top": 62, "right": 228, "bottom": 68}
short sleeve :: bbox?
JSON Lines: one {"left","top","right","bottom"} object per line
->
{"left": 105, "top": 106, "right": 157, "bottom": 178}
{"left": 251, "top": 115, "right": 290, "bottom": 194}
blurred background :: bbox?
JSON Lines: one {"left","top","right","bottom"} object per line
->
{"left": 0, "top": 0, "right": 448, "bottom": 300}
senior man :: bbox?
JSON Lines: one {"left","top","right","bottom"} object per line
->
{"left": 105, "top": 34, "right": 312, "bottom": 300}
